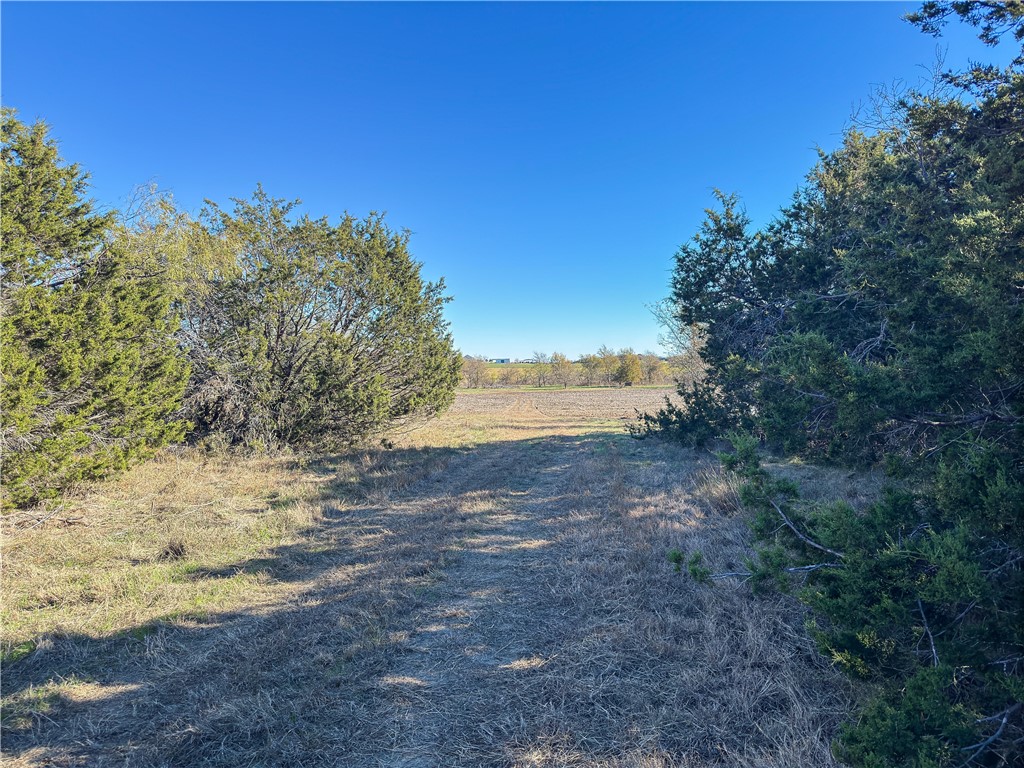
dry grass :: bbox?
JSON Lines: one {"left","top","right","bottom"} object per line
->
{"left": 2, "top": 388, "right": 854, "bottom": 766}
{"left": 2, "top": 452, "right": 323, "bottom": 651}
{"left": 768, "top": 458, "right": 889, "bottom": 512}
{"left": 689, "top": 464, "right": 745, "bottom": 517}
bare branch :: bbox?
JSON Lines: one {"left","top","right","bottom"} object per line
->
{"left": 897, "top": 410, "right": 1021, "bottom": 428}
{"left": 709, "top": 571, "right": 754, "bottom": 580}
{"left": 917, "top": 599, "right": 940, "bottom": 667}
{"left": 709, "top": 562, "right": 843, "bottom": 580}
{"left": 768, "top": 498, "right": 846, "bottom": 559}
{"left": 958, "top": 702, "right": 1021, "bottom": 767}
{"left": 783, "top": 562, "right": 845, "bottom": 573}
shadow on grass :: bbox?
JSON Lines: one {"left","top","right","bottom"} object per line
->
{"left": 1, "top": 430, "right": 636, "bottom": 766}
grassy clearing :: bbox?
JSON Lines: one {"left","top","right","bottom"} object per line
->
{"left": 2, "top": 388, "right": 857, "bottom": 766}
{"left": 2, "top": 453, "right": 321, "bottom": 654}
{"left": 1, "top": 444, "right": 457, "bottom": 746}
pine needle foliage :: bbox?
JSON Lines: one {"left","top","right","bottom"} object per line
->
{"left": 643, "top": 5, "right": 1024, "bottom": 765}
{"left": 1, "top": 110, "right": 190, "bottom": 508}
{"left": 183, "top": 188, "right": 461, "bottom": 450}
{"left": 1, "top": 115, "right": 460, "bottom": 506}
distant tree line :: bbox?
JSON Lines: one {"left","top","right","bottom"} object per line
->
{"left": 459, "top": 346, "right": 696, "bottom": 389}
{"left": 0, "top": 110, "right": 461, "bottom": 509}
{"left": 639, "top": 4, "right": 1023, "bottom": 766}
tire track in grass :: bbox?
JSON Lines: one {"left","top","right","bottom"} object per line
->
{"left": 370, "top": 432, "right": 590, "bottom": 766}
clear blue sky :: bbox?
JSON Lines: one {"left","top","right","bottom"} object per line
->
{"left": 1, "top": 2, "right": 1007, "bottom": 359}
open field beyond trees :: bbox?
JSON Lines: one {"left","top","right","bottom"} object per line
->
{"left": 1, "top": 388, "right": 861, "bottom": 767}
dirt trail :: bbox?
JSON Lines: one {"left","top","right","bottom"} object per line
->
{"left": 2, "top": 390, "right": 850, "bottom": 767}
{"left": 372, "top": 432, "right": 593, "bottom": 765}
{"left": 344, "top": 391, "right": 847, "bottom": 767}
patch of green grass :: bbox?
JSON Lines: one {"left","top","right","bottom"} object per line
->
{"left": 269, "top": 495, "right": 298, "bottom": 510}
{"left": 1, "top": 639, "right": 36, "bottom": 664}
{"left": 0, "top": 683, "right": 62, "bottom": 731}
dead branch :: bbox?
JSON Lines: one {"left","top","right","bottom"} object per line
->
{"left": 710, "top": 562, "right": 844, "bottom": 580}
{"left": 917, "top": 599, "right": 940, "bottom": 667}
{"left": 851, "top": 318, "right": 889, "bottom": 363}
{"left": 783, "top": 562, "right": 845, "bottom": 573}
{"left": 769, "top": 498, "right": 846, "bottom": 559}
{"left": 958, "top": 702, "right": 1021, "bottom": 767}
{"left": 710, "top": 571, "right": 754, "bottom": 580}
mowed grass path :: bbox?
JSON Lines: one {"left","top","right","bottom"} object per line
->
{"left": 2, "top": 389, "right": 851, "bottom": 767}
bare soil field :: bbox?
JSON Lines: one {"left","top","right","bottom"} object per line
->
{"left": 2, "top": 388, "right": 853, "bottom": 767}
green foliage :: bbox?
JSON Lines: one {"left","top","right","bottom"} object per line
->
{"left": 550, "top": 352, "right": 575, "bottom": 387}
{"left": 648, "top": 63, "right": 1024, "bottom": 461}
{"left": 648, "top": 9, "right": 1024, "bottom": 764}
{"left": 0, "top": 110, "right": 110, "bottom": 290}
{"left": 685, "top": 551, "right": 712, "bottom": 584}
{"left": 184, "top": 187, "right": 461, "bottom": 450}
{"left": 0, "top": 112, "right": 460, "bottom": 506}
{"left": 837, "top": 666, "right": 978, "bottom": 768}
{"left": 666, "top": 548, "right": 684, "bottom": 572}
{"left": 907, "top": 1, "right": 1024, "bottom": 55}
{"left": 614, "top": 350, "right": 643, "bottom": 386}
{"left": 1, "top": 111, "right": 190, "bottom": 508}
{"left": 713, "top": 436, "right": 1023, "bottom": 765}
{"left": 631, "top": 377, "right": 746, "bottom": 446}
{"left": 667, "top": 547, "right": 711, "bottom": 582}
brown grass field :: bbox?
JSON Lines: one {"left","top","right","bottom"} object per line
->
{"left": 1, "top": 388, "right": 860, "bottom": 767}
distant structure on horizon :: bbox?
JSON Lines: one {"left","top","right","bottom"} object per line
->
{"left": 488, "top": 358, "right": 511, "bottom": 364}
